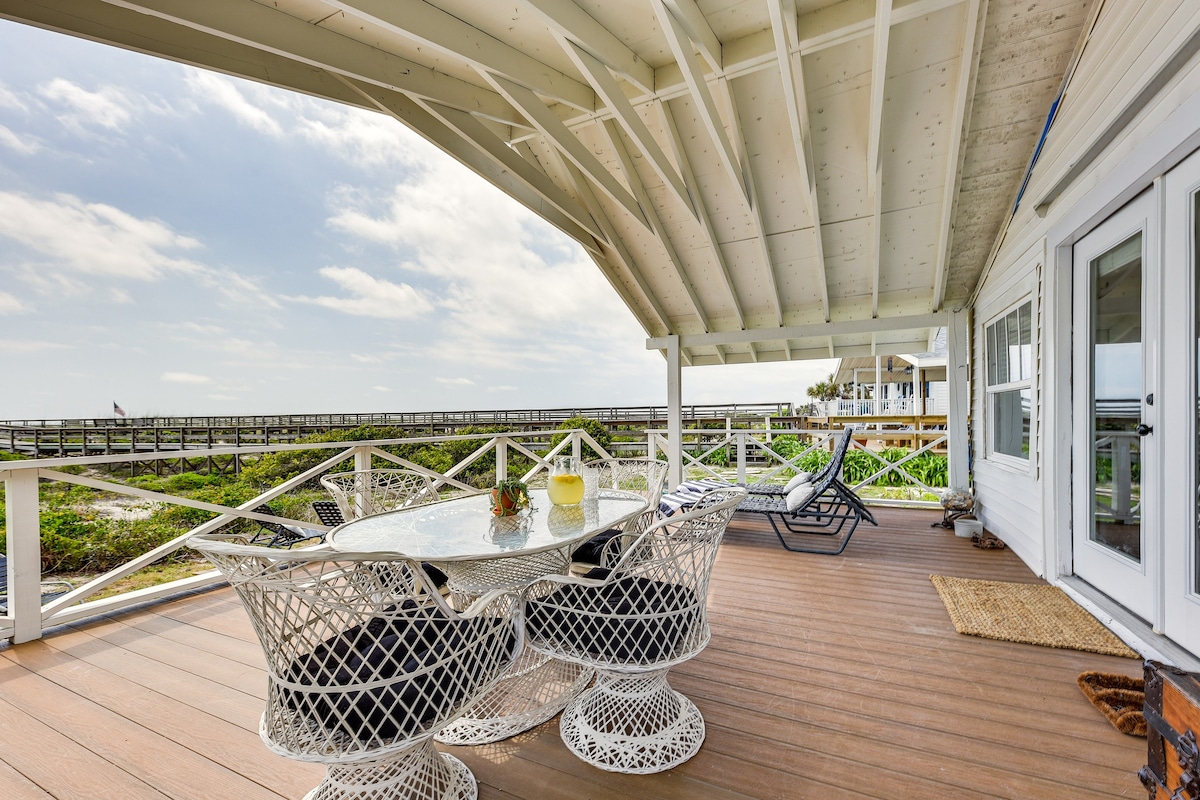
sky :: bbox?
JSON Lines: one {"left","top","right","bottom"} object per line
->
{"left": 0, "top": 20, "right": 835, "bottom": 421}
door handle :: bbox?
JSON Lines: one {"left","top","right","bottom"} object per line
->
{"left": 1136, "top": 423, "right": 1153, "bottom": 436}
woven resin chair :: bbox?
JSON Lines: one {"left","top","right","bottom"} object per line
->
{"left": 320, "top": 469, "right": 439, "bottom": 520}
{"left": 569, "top": 458, "right": 669, "bottom": 572}
{"left": 188, "top": 533, "right": 521, "bottom": 800}
{"left": 522, "top": 486, "right": 746, "bottom": 774}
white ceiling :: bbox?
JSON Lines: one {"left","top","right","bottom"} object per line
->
{"left": 0, "top": 0, "right": 1097, "bottom": 365}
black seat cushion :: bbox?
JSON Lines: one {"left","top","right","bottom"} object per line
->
{"left": 570, "top": 527, "right": 624, "bottom": 566}
{"left": 420, "top": 562, "right": 448, "bottom": 590}
{"left": 525, "top": 576, "right": 699, "bottom": 664}
{"left": 282, "top": 600, "right": 514, "bottom": 741}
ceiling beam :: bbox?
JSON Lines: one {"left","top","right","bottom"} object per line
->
{"left": 766, "top": 0, "right": 830, "bottom": 323}
{"left": 99, "top": 0, "right": 521, "bottom": 123}
{"left": 600, "top": 119, "right": 715, "bottom": 339}
{"left": 522, "top": 0, "right": 655, "bottom": 95}
{"left": 679, "top": 336, "right": 936, "bottom": 366}
{"left": 327, "top": 0, "right": 595, "bottom": 112}
{"left": 646, "top": 312, "right": 949, "bottom": 350}
{"left": 487, "top": 73, "right": 651, "bottom": 231}
{"left": 932, "top": 0, "right": 984, "bottom": 312}
{"left": 564, "top": 41, "right": 697, "bottom": 218}
{"left": 716, "top": 77, "right": 783, "bottom": 333}
{"left": 652, "top": 0, "right": 747, "bottom": 204}
{"left": 868, "top": 0, "right": 893, "bottom": 320}
{"left": 660, "top": 0, "right": 722, "bottom": 72}
{"left": 658, "top": 101, "right": 747, "bottom": 332}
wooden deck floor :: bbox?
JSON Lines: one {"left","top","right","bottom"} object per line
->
{"left": 0, "top": 508, "right": 1146, "bottom": 799}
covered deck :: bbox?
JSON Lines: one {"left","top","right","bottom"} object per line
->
{"left": 0, "top": 507, "right": 1143, "bottom": 799}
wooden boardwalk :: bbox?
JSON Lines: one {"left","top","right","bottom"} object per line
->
{"left": 0, "top": 508, "right": 1146, "bottom": 799}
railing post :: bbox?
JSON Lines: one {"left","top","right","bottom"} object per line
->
{"left": 570, "top": 431, "right": 581, "bottom": 462}
{"left": 354, "top": 445, "right": 372, "bottom": 516}
{"left": 496, "top": 438, "right": 508, "bottom": 483}
{"left": 5, "top": 469, "right": 43, "bottom": 643}
{"left": 736, "top": 432, "right": 747, "bottom": 484}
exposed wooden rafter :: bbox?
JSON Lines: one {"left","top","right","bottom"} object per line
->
{"left": 563, "top": 41, "right": 697, "bottom": 218}
{"left": 652, "top": 0, "right": 747, "bottom": 204}
{"left": 868, "top": 0, "right": 893, "bottom": 320}
{"left": 100, "top": 0, "right": 521, "bottom": 122}
{"left": 766, "top": 0, "right": 831, "bottom": 323}
{"left": 326, "top": 0, "right": 595, "bottom": 111}
{"left": 486, "top": 73, "right": 651, "bottom": 231}
{"left": 932, "top": 0, "right": 985, "bottom": 313}
{"left": 661, "top": 0, "right": 722, "bottom": 72}
{"left": 522, "top": 0, "right": 655, "bottom": 95}
{"left": 646, "top": 311, "right": 948, "bottom": 350}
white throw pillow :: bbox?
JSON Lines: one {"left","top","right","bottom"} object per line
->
{"left": 783, "top": 472, "right": 813, "bottom": 493}
{"left": 785, "top": 482, "right": 814, "bottom": 512}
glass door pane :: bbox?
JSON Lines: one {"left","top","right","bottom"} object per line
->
{"left": 1090, "top": 232, "right": 1142, "bottom": 561}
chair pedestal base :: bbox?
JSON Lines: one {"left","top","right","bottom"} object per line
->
{"left": 302, "top": 741, "right": 475, "bottom": 800}
{"left": 559, "top": 668, "right": 705, "bottom": 774}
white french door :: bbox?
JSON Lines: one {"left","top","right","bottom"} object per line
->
{"left": 1161, "top": 152, "right": 1200, "bottom": 656}
{"left": 1072, "top": 191, "right": 1157, "bottom": 621}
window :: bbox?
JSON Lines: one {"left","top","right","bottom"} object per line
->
{"left": 986, "top": 300, "right": 1033, "bottom": 461}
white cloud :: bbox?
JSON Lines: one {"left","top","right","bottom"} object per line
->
{"left": 162, "top": 372, "right": 212, "bottom": 384}
{"left": 373, "top": 385, "right": 391, "bottom": 392}
{"left": 207, "top": 393, "right": 239, "bottom": 401}
{"left": 351, "top": 353, "right": 382, "bottom": 363}
{"left": 436, "top": 377, "right": 475, "bottom": 386}
{"left": 296, "top": 105, "right": 432, "bottom": 170}
{"left": 108, "top": 288, "right": 133, "bottom": 304}
{"left": 0, "top": 291, "right": 26, "bottom": 314}
{"left": 0, "top": 83, "right": 27, "bottom": 111}
{"left": 0, "top": 124, "right": 38, "bottom": 154}
{"left": 488, "top": 385, "right": 517, "bottom": 393}
{"left": 185, "top": 70, "right": 282, "bottom": 136}
{"left": 39, "top": 78, "right": 134, "bottom": 133}
{"left": 178, "top": 322, "right": 227, "bottom": 336}
{"left": 0, "top": 191, "right": 201, "bottom": 280}
{"left": 289, "top": 266, "right": 432, "bottom": 319}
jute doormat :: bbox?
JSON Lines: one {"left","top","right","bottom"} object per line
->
{"left": 929, "top": 575, "right": 1140, "bottom": 658}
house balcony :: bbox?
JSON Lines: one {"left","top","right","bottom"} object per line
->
{"left": 0, "top": 506, "right": 1144, "bottom": 799}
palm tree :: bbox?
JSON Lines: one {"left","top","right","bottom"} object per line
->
{"left": 806, "top": 374, "right": 842, "bottom": 402}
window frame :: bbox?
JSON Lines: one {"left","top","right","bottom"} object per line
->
{"left": 984, "top": 296, "right": 1035, "bottom": 468}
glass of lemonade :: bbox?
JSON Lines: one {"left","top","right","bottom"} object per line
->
{"left": 546, "top": 456, "right": 585, "bottom": 505}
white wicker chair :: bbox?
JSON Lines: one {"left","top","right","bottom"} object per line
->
{"left": 188, "top": 533, "right": 521, "bottom": 800}
{"left": 522, "top": 486, "right": 746, "bottom": 774}
{"left": 569, "top": 458, "right": 669, "bottom": 573}
{"left": 320, "top": 469, "right": 440, "bottom": 520}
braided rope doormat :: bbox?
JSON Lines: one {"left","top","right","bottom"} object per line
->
{"left": 929, "top": 575, "right": 1139, "bottom": 658}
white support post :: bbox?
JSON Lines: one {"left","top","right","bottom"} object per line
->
{"left": 6, "top": 469, "right": 43, "bottom": 644}
{"left": 354, "top": 445, "right": 372, "bottom": 516}
{"left": 570, "top": 431, "right": 581, "bottom": 462}
{"left": 946, "top": 309, "right": 971, "bottom": 489}
{"left": 667, "top": 335, "right": 684, "bottom": 488}
{"left": 496, "top": 438, "right": 508, "bottom": 483}
{"left": 736, "top": 432, "right": 747, "bottom": 484}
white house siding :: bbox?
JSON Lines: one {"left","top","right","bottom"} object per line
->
{"left": 970, "top": 242, "right": 1043, "bottom": 572}
{"left": 968, "top": 0, "right": 1200, "bottom": 578}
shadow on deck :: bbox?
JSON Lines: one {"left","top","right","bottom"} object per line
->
{"left": 0, "top": 507, "right": 1144, "bottom": 799}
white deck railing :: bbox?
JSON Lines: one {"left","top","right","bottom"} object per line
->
{"left": 0, "top": 429, "right": 609, "bottom": 644}
{"left": 812, "top": 398, "right": 949, "bottom": 416}
{"left": 2, "top": 426, "right": 949, "bottom": 643}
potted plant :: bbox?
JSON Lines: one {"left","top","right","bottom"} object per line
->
{"left": 490, "top": 479, "right": 530, "bottom": 517}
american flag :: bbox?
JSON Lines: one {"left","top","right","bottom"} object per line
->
{"left": 113, "top": 401, "right": 126, "bottom": 417}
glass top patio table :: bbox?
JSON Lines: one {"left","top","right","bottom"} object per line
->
{"left": 326, "top": 488, "right": 647, "bottom": 561}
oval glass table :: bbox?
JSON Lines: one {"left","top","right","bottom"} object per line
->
{"left": 327, "top": 488, "right": 648, "bottom": 745}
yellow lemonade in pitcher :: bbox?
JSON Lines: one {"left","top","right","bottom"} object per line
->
{"left": 547, "top": 473, "right": 585, "bottom": 505}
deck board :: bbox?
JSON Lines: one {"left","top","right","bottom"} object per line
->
{"left": 0, "top": 507, "right": 1146, "bottom": 798}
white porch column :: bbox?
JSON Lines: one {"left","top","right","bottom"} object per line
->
{"left": 946, "top": 308, "right": 971, "bottom": 489}
{"left": 6, "top": 469, "right": 43, "bottom": 644}
{"left": 666, "top": 335, "right": 683, "bottom": 488}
